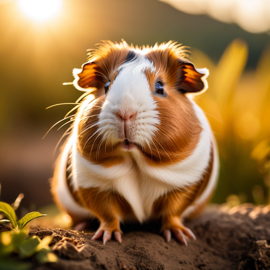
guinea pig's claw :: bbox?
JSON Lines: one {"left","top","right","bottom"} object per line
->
{"left": 114, "top": 231, "right": 122, "bottom": 243}
{"left": 92, "top": 229, "right": 122, "bottom": 245}
{"left": 163, "top": 229, "right": 171, "bottom": 242}
{"left": 163, "top": 227, "right": 196, "bottom": 245}
{"left": 91, "top": 229, "right": 104, "bottom": 241}
{"left": 103, "top": 231, "right": 112, "bottom": 245}
{"left": 182, "top": 227, "right": 196, "bottom": 241}
{"left": 172, "top": 229, "right": 188, "bottom": 246}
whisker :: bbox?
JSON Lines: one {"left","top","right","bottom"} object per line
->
{"left": 65, "top": 105, "right": 80, "bottom": 118}
{"left": 153, "top": 137, "right": 172, "bottom": 162}
{"left": 150, "top": 138, "right": 162, "bottom": 163}
{"left": 43, "top": 114, "right": 76, "bottom": 139}
{"left": 96, "top": 133, "right": 107, "bottom": 159}
{"left": 77, "top": 119, "right": 100, "bottom": 137}
{"left": 204, "top": 112, "right": 225, "bottom": 126}
{"left": 53, "top": 126, "right": 73, "bottom": 156}
{"left": 76, "top": 92, "right": 91, "bottom": 103}
{"left": 46, "top": 103, "right": 80, "bottom": 109}
{"left": 57, "top": 119, "right": 74, "bottom": 131}
{"left": 104, "top": 131, "right": 113, "bottom": 154}
{"left": 82, "top": 128, "right": 102, "bottom": 152}
{"left": 89, "top": 130, "right": 103, "bottom": 160}
{"left": 144, "top": 140, "right": 153, "bottom": 161}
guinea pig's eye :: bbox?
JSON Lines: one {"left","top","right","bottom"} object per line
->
{"left": 104, "top": 81, "right": 110, "bottom": 94}
{"left": 155, "top": 81, "right": 165, "bottom": 96}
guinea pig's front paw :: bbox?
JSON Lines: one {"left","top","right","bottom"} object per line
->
{"left": 161, "top": 220, "right": 196, "bottom": 246}
{"left": 91, "top": 222, "right": 122, "bottom": 245}
{"left": 162, "top": 226, "right": 196, "bottom": 246}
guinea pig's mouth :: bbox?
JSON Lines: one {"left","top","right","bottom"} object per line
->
{"left": 120, "top": 140, "right": 155, "bottom": 160}
{"left": 121, "top": 139, "right": 142, "bottom": 152}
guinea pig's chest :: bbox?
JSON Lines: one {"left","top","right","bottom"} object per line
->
{"left": 71, "top": 116, "right": 211, "bottom": 223}
{"left": 71, "top": 146, "right": 173, "bottom": 221}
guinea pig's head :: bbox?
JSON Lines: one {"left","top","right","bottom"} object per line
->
{"left": 72, "top": 41, "right": 208, "bottom": 167}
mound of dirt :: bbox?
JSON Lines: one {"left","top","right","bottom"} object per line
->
{"left": 30, "top": 204, "right": 270, "bottom": 270}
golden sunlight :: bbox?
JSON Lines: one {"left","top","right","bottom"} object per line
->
{"left": 18, "top": 0, "right": 62, "bottom": 22}
{"left": 160, "top": 0, "right": 270, "bottom": 34}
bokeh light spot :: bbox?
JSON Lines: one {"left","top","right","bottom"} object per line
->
{"left": 18, "top": 0, "right": 62, "bottom": 22}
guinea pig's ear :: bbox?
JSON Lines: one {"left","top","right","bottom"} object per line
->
{"left": 73, "top": 62, "right": 107, "bottom": 92}
{"left": 178, "top": 60, "right": 209, "bottom": 94}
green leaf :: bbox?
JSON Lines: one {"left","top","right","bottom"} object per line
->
{"left": 18, "top": 236, "right": 41, "bottom": 258}
{"left": 12, "top": 230, "right": 28, "bottom": 248}
{"left": 17, "top": 212, "right": 47, "bottom": 229}
{"left": 36, "top": 248, "right": 58, "bottom": 263}
{"left": 0, "top": 201, "right": 17, "bottom": 228}
{"left": 0, "top": 219, "right": 11, "bottom": 224}
{"left": 0, "top": 224, "right": 28, "bottom": 257}
{"left": 18, "top": 235, "right": 53, "bottom": 258}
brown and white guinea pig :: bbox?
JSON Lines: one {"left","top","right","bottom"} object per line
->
{"left": 51, "top": 40, "right": 219, "bottom": 245}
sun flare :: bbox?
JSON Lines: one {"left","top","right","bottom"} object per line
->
{"left": 18, "top": 0, "right": 62, "bottom": 22}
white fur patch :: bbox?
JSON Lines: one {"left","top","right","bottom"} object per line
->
{"left": 55, "top": 135, "right": 92, "bottom": 218}
{"left": 98, "top": 54, "right": 160, "bottom": 147}
{"left": 72, "top": 148, "right": 146, "bottom": 222}
{"left": 131, "top": 100, "right": 211, "bottom": 188}
{"left": 182, "top": 135, "right": 219, "bottom": 219}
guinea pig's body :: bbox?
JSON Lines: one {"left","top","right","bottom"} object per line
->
{"left": 51, "top": 41, "right": 219, "bottom": 245}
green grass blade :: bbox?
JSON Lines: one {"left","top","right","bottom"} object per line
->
{"left": 214, "top": 39, "right": 248, "bottom": 104}
{"left": 0, "top": 202, "right": 17, "bottom": 228}
{"left": 17, "top": 212, "right": 47, "bottom": 229}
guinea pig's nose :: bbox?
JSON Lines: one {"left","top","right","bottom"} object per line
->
{"left": 115, "top": 111, "right": 136, "bottom": 121}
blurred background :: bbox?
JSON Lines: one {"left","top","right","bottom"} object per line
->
{"left": 0, "top": 0, "right": 270, "bottom": 212}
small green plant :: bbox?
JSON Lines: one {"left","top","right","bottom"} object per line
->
{"left": 0, "top": 201, "right": 46, "bottom": 230}
{"left": 0, "top": 192, "right": 58, "bottom": 269}
{"left": 0, "top": 229, "right": 57, "bottom": 269}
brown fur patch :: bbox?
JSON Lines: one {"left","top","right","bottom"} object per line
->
{"left": 145, "top": 45, "right": 205, "bottom": 93}
{"left": 76, "top": 96, "right": 125, "bottom": 167}
{"left": 78, "top": 187, "right": 133, "bottom": 231}
{"left": 146, "top": 90, "right": 201, "bottom": 165}
{"left": 142, "top": 47, "right": 203, "bottom": 166}
{"left": 76, "top": 41, "right": 133, "bottom": 97}
{"left": 152, "top": 144, "right": 214, "bottom": 230}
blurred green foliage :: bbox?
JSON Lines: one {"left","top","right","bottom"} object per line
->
{"left": 192, "top": 39, "right": 270, "bottom": 205}
{"left": 0, "top": 192, "right": 57, "bottom": 269}
{"left": 0, "top": 230, "right": 57, "bottom": 270}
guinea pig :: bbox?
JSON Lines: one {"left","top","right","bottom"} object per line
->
{"left": 51, "top": 40, "right": 219, "bottom": 245}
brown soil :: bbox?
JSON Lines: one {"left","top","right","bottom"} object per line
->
{"left": 27, "top": 204, "right": 270, "bottom": 270}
